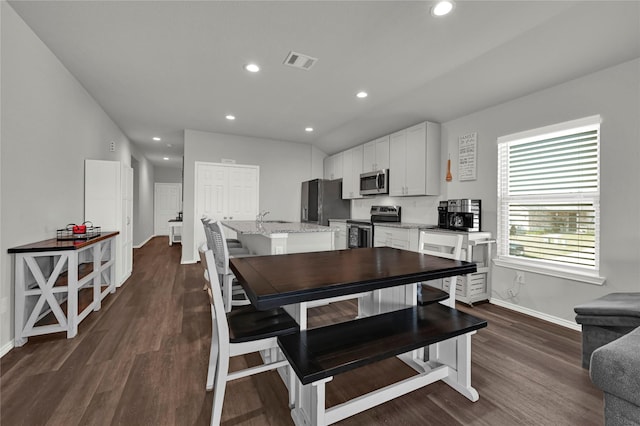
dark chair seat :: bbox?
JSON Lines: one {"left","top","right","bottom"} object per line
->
{"left": 417, "top": 284, "right": 449, "bottom": 306}
{"left": 228, "top": 305, "right": 299, "bottom": 343}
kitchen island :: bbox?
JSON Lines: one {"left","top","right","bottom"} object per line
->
{"left": 222, "top": 221, "right": 336, "bottom": 255}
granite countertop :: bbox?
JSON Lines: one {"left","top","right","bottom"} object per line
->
{"left": 222, "top": 221, "right": 337, "bottom": 235}
{"left": 374, "top": 222, "right": 438, "bottom": 230}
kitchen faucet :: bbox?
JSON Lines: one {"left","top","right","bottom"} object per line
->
{"left": 256, "top": 210, "right": 270, "bottom": 223}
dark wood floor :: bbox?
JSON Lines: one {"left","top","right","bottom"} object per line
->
{"left": 1, "top": 236, "right": 604, "bottom": 425}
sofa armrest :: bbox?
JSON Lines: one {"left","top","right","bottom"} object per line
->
{"left": 590, "top": 326, "right": 640, "bottom": 407}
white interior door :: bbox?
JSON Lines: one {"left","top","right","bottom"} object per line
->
{"left": 154, "top": 183, "right": 182, "bottom": 235}
{"left": 194, "top": 162, "right": 259, "bottom": 260}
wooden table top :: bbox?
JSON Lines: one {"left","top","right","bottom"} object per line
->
{"left": 8, "top": 231, "right": 119, "bottom": 253}
{"left": 230, "top": 247, "right": 477, "bottom": 310}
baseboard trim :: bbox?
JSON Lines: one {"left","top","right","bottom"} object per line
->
{"left": 1, "top": 340, "right": 14, "bottom": 358}
{"left": 490, "top": 298, "right": 581, "bottom": 331}
{"left": 133, "top": 235, "right": 155, "bottom": 249}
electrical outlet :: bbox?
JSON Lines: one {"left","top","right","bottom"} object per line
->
{"left": 515, "top": 271, "right": 525, "bottom": 284}
{"left": 508, "top": 288, "right": 517, "bottom": 297}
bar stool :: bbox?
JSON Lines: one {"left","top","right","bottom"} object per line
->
{"left": 207, "top": 220, "right": 256, "bottom": 312}
{"left": 201, "top": 217, "right": 247, "bottom": 253}
{"left": 201, "top": 219, "right": 252, "bottom": 300}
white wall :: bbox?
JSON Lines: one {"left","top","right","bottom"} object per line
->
{"left": 131, "top": 150, "right": 155, "bottom": 247}
{"left": 154, "top": 165, "right": 183, "bottom": 184}
{"left": 442, "top": 58, "right": 640, "bottom": 323}
{"left": 0, "top": 3, "right": 139, "bottom": 353}
{"left": 182, "top": 129, "right": 317, "bottom": 263}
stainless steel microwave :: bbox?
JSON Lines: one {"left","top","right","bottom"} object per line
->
{"left": 359, "top": 169, "right": 389, "bottom": 195}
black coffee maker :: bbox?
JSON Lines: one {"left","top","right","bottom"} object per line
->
{"left": 437, "top": 201, "right": 449, "bottom": 228}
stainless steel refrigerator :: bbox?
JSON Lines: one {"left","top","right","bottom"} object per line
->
{"left": 301, "top": 179, "right": 351, "bottom": 226}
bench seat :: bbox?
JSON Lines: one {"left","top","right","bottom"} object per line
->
{"left": 278, "top": 303, "right": 487, "bottom": 385}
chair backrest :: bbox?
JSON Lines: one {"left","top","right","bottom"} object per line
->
{"left": 201, "top": 217, "right": 214, "bottom": 250}
{"left": 206, "top": 220, "right": 232, "bottom": 275}
{"left": 202, "top": 247, "right": 230, "bottom": 348}
{"left": 418, "top": 231, "right": 464, "bottom": 260}
{"left": 418, "top": 231, "right": 464, "bottom": 308}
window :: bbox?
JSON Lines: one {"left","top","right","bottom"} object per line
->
{"left": 497, "top": 115, "right": 602, "bottom": 281}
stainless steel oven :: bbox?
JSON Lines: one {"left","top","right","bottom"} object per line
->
{"left": 347, "top": 221, "right": 373, "bottom": 249}
{"left": 346, "top": 205, "right": 401, "bottom": 249}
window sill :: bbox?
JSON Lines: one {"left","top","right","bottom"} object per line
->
{"left": 493, "top": 257, "right": 606, "bottom": 285}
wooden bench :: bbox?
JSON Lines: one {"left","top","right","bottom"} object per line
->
{"left": 277, "top": 303, "right": 487, "bottom": 425}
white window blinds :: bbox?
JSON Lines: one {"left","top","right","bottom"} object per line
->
{"left": 497, "top": 116, "right": 601, "bottom": 271}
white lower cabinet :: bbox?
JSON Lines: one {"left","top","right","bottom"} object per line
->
{"left": 373, "top": 226, "right": 419, "bottom": 251}
{"left": 329, "top": 220, "right": 348, "bottom": 250}
{"left": 432, "top": 231, "right": 494, "bottom": 305}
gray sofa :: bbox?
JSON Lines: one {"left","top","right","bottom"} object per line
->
{"left": 574, "top": 293, "right": 640, "bottom": 369}
{"left": 590, "top": 326, "right": 640, "bottom": 426}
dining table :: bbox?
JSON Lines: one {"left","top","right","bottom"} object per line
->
{"left": 230, "top": 246, "right": 477, "bottom": 328}
{"left": 229, "top": 246, "right": 483, "bottom": 425}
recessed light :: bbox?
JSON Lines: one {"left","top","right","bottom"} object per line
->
{"left": 356, "top": 91, "right": 368, "bottom": 99}
{"left": 167, "top": 144, "right": 172, "bottom": 147}
{"left": 244, "top": 63, "right": 260, "bottom": 73}
{"left": 432, "top": 1, "right": 454, "bottom": 17}
{"left": 225, "top": 115, "right": 236, "bottom": 120}
{"left": 153, "top": 137, "right": 161, "bottom": 141}
{"left": 163, "top": 157, "right": 169, "bottom": 161}
{"left": 305, "top": 127, "right": 314, "bottom": 132}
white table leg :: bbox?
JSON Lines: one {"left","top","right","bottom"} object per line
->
{"left": 67, "top": 253, "right": 79, "bottom": 339}
{"left": 284, "top": 302, "right": 308, "bottom": 331}
{"left": 435, "top": 332, "right": 479, "bottom": 402}
{"left": 14, "top": 254, "right": 27, "bottom": 347}
{"left": 291, "top": 377, "right": 332, "bottom": 426}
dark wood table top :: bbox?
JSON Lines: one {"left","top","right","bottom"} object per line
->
{"left": 230, "top": 247, "right": 477, "bottom": 310}
{"left": 8, "top": 231, "right": 119, "bottom": 253}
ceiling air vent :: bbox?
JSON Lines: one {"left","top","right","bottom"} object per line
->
{"left": 283, "top": 51, "right": 318, "bottom": 71}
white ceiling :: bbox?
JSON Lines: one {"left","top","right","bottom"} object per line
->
{"left": 9, "top": 0, "right": 640, "bottom": 168}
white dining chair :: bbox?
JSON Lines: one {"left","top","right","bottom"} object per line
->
{"left": 417, "top": 231, "right": 464, "bottom": 308}
{"left": 201, "top": 248, "right": 298, "bottom": 425}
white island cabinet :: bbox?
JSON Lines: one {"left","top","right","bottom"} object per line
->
{"left": 222, "top": 221, "right": 337, "bottom": 255}
{"left": 329, "top": 220, "right": 348, "bottom": 250}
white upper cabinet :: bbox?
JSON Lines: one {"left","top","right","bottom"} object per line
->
{"left": 363, "top": 136, "right": 390, "bottom": 172}
{"left": 389, "top": 121, "right": 440, "bottom": 196}
{"left": 342, "top": 145, "right": 364, "bottom": 199}
{"left": 323, "top": 152, "right": 343, "bottom": 180}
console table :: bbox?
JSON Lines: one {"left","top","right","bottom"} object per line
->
{"left": 9, "top": 232, "right": 119, "bottom": 346}
{"left": 168, "top": 219, "right": 182, "bottom": 246}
